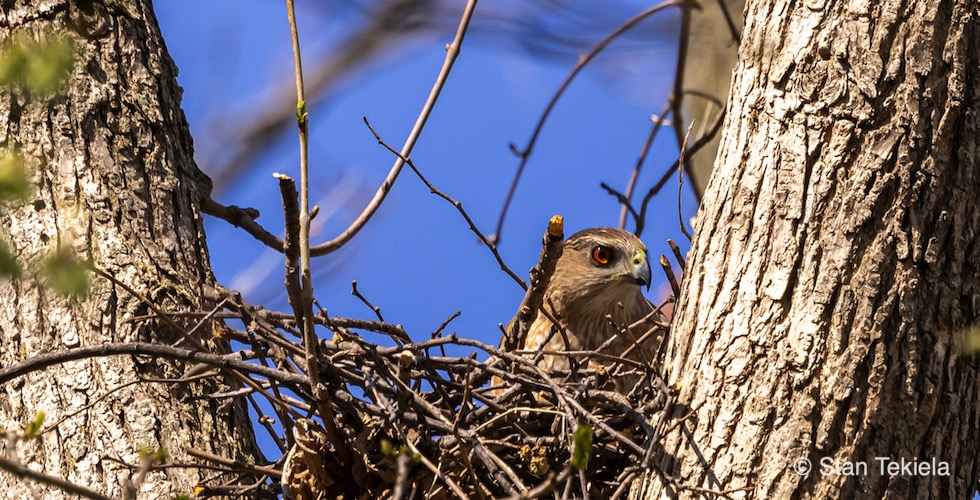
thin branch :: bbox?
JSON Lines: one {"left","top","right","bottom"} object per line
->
{"left": 715, "top": 0, "right": 742, "bottom": 45}
{"left": 667, "top": 238, "right": 686, "bottom": 270}
{"left": 186, "top": 447, "right": 282, "bottom": 478}
{"left": 668, "top": 0, "right": 698, "bottom": 200}
{"left": 308, "top": 0, "right": 480, "bottom": 256}
{"left": 493, "top": 0, "right": 682, "bottom": 245}
{"left": 362, "top": 117, "right": 527, "bottom": 289}
{"left": 618, "top": 99, "right": 673, "bottom": 231}
{"left": 660, "top": 255, "right": 681, "bottom": 298}
{"left": 285, "top": 0, "right": 350, "bottom": 474}
{"left": 635, "top": 101, "right": 725, "bottom": 236}
{"left": 0, "top": 343, "right": 308, "bottom": 386}
{"left": 351, "top": 280, "right": 385, "bottom": 322}
{"left": 200, "top": 197, "right": 285, "bottom": 252}
{"left": 677, "top": 123, "right": 694, "bottom": 241}
{"left": 504, "top": 215, "right": 565, "bottom": 351}
{"left": 0, "top": 455, "right": 112, "bottom": 500}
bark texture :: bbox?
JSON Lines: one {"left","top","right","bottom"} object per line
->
{"left": 637, "top": 0, "right": 979, "bottom": 497}
{"left": 0, "top": 1, "right": 259, "bottom": 497}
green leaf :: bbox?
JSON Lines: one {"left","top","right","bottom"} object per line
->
{"left": 962, "top": 325, "right": 980, "bottom": 353}
{"left": 24, "top": 411, "right": 46, "bottom": 437}
{"left": 138, "top": 445, "right": 168, "bottom": 463}
{"left": 0, "top": 149, "right": 31, "bottom": 201}
{"left": 380, "top": 438, "right": 395, "bottom": 457}
{"left": 0, "top": 244, "right": 20, "bottom": 278}
{"left": 0, "top": 33, "right": 75, "bottom": 95}
{"left": 44, "top": 248, "right": 91, "bottom": 298}
{"left": 296, "top": 100, "right": 308, "bottom": 124}
{"left": 571, "top": 424, "right": 593, "bottom": 471}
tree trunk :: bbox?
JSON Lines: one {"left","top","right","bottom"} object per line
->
{"left": 637, "top": 0, "right": 979, "bottom": 498}
{"left": 0, "top": 1, "right": 260, "bottom": 497}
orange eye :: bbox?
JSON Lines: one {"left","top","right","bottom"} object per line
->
{"left": 591, "top": 246, "right": 612, "bottom": 265}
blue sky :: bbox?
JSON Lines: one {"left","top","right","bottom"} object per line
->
{"left": 156, "top": 0, "right": 695, "bottom": 458}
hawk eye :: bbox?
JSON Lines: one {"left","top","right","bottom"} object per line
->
{"left": 591, "top": 246, "right": 613, "bottom": 266}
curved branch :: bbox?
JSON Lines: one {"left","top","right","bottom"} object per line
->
{"left": 308, "top": 0, "right": 480, "bottom": 256}
{"left": 0, "top": 343, "right": 309, "bottom": 387}
{"left": 493, "top": 0, "right": 682, "bottom": 245}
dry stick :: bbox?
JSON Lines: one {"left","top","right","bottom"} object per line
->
{"left": 677, "top": 123, "right": 694, "bottom": 241}
{"left": 308, "top": 0, "right": 479, "bottom": 256}
{"left": 0, "top": 343, "right": 306, "bottom": 388}
{"left": 186, "top": 447, "right": 282, "bottom": 479}
{"left": 618, "top": 102, "right": 672, "bottom": 230}
{"left": 715, "top": 0, "right": 742, "bottom": 44}
{"left": 91, "top": 267, "right": 207, "bottom": 352}
{"left": 200, "top": 197, "right": 285, "bottom": 252}
{"left": 602, "top": 182, "right": 641, "bottom": 224}
{"left": 362, "top": 119, "right": 580, "bottom": 381}
{"left": 667, "top": 238, "right": 686, "bottom": 270}
{"left": 245, "top": 390, "right": 290, "bottom": 453}
{"left": 660, "top": 256, "right": 681, "bottom": 298}
{"left": 505, "top": 215, "right": 565, "bottom": 351}
{"left": 494, "top": 0, "right": 682, "bottom": 244}
{"left": 669, "top": 0, "right": 698, "bottom": 200}
{"left": 92, "top": 267, "right": 305, "bottom": 426}
{"left": 0, "top": 454, "right": 112, "bottom": 500}
{"left": 314, "top": 313, "right": 410, "bottom": 343}
{"left": 99, "top": 268, "right": 307, "bottom": 447}
{"left": 285, "top": 1, "right": 353, "bottom": 477}
{"left": 278, "top": 174, "right": 304, "bottom": 330}
{"left": 635, "top": 102, "right": 725, "bottom": 236}
{"left": 362, "top": 117, "right": 527, "bottom": 289}
{"left": 351, "top": 280, "right": 385, "bottom": 322}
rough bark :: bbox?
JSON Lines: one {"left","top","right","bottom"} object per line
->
{"left": 636, "top": 0, "right": 979, "bottom": 498}
{"left": 0, "top": 1, "right": 260, "bottom": 497}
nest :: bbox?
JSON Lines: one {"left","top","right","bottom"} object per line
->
{"left": 202, "top": 284, "right": 676, "bottom": 499}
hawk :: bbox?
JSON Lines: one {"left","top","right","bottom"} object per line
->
{"left": 507, "top": 227, "right": 663, "bottom": 392}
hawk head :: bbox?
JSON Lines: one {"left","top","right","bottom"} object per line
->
{"left": 520, "top": 226, "right": 655, "bottom": 358}
{"left": 548, "top": 227, "right": 652, "bottom": 309}
{"left": 504, "top": 226, "right": 661, "bottom": 393}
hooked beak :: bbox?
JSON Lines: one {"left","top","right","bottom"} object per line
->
{"left": 631, "top": 251, "right": 652, "bottom": 291}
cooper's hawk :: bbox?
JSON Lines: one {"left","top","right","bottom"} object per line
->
{"left": 507, "top": 227, "right": 663, "bottom": 392}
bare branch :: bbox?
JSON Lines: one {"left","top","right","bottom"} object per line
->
{"left": 493, "top": 0, "right": 682, "bottom": 245}
{"left": 0, "top": 455, "right": 112, "bottom": 500}
{"left": 0, "top": 343, "right": 307, "bottom": 389}
{"left": 504, "top": 215, "right": 564, "bottom": 351}
{"left": 307, "top": 0, "right": 480, "bottom": 256}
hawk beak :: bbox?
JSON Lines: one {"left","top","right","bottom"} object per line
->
{"left": 631, "top": 251, "right": 652, "bottom": 291}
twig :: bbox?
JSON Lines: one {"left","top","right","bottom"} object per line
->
{"left": 284, "top": 1, "right": 350, "bottom": 475}
{"left": 618, "top": 103, "right": 673, "bottom": 230}
{"left": 277, "top": 174, "right": 304, "bottom": 329}
{"left": 601, "top": 182, "right": 641, "bottom": 226}
{"left": 351, "top": 280, "right": 385, "bottom": 322}
{"left": 362, "top": 117, "right": 527, "bottom": 289}
{"left": 660, "top": 255, "right": 681, "bottom": 298}
{"left": 200, "top": 198, "right": 286, "bottom": 252}
{"left": 0, "top": 455, "right": 112, "bottom": 500}
{"left": 494, "top": 0, "right": 682, "bottom": 245}
{"left": 635, "top": 100, "right": 725, "bottom": 236}
{"left": 0, "top": 343, "right": 307, "bottom": 386}
{"left": 186, "top": 447, "right": 282, "bottom": 478}
{"left": 715, "top": 0, "right": 742, "bottom": 44}
{"left": 504, "top": 216, "right": 565, "bottom": 351}
{"left": 667, "top": 239, "right": 686, "bottom": 270}
{"left": 668, "top": 0, "right": 699, "bottom": 200}
{"left": 677, "top": 123, "right": 694, "bottom": 241}
{"left": 307, "top": 0, "right": 480, "bottom": 256}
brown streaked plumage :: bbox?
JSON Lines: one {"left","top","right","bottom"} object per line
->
{"left": 509, "top": 227, "right": 663, "bottom": 390}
